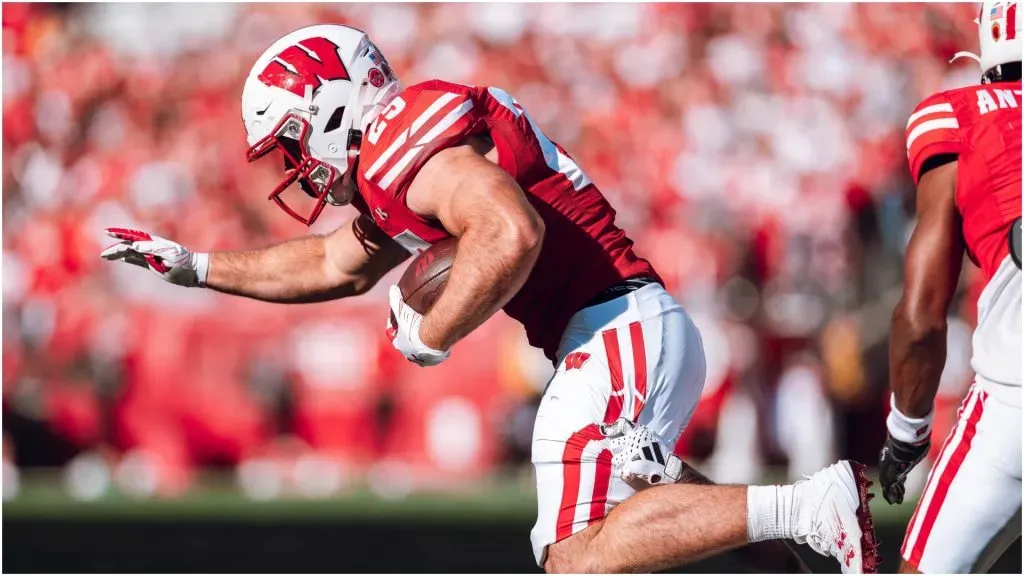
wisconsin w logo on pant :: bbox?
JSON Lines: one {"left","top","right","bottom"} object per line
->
{"left": 564, "top": 352, "right": 591, "bottom": 371}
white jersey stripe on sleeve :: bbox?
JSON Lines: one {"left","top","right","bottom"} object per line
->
{"left": 365, "top": 93, "right": 460, "bottom": 180}
{"left": 906, "top": 118, "right": 959, "bottom": 150}
{"left": 415, "top": 99, "right": 474, "bottom": 146}
{"left": 906, "top": 102, "right": 954, "bottom": 128}
{"left": 375, "top": 99, "right": 473, "bottom": 189}
{"left": 364, "top": 130, "right": 408, "bottom": 179}
{"left": 377, "top": 147, "right": 421, "bottom": 189}
{"left": 410, "top": 92, "right": 459, "bottom": 135}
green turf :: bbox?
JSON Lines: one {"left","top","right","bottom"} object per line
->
{"left": 3, "top": 469, "right": 918, "bottom": 527}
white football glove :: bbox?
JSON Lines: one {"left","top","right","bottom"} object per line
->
{"left": 386, "top": 285, "right": 450, "bottom": 367}
{"left": 100, "top": 227, "right": 209, "bottom": 288}
{"left": 601, "top": 418, "right": 683, "bottom": 489}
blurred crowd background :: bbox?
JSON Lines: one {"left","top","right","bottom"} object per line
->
{"left": 3, "top": 2, "right": 985, "bottom": 504}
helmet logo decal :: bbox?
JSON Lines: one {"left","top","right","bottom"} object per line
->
{"left": 368, "top": 68, "right": 385, "bottom": 88}
{"left": 258, "top": 37, "right": 350, "bottom": 98}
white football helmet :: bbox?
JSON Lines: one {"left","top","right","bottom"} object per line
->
{"left": 241, "top": 25, "right": 401, "bottom": 225}
{"left": 952, "top": 1, "right": 1022, "bottom": 81}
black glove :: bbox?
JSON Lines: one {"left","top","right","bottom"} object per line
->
{"left": 878, "top": 433, "right": 929, "bottom": 505}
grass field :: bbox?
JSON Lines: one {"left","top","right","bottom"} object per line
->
{"left": 5, "top": 468, "right": 916, "bottom": 526}
{"left": 5, "top": 470, "right": 1020, "bottom": 574}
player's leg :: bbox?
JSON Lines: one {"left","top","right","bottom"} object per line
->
{"left": 532, "top": 291, "right": 875, "bottom": 573}
{"left": 530, "top": 292, "right": 712, "bottom": 571}
{"left": 665, "top": 459, "right": 811, "bottom": 572}
{"left": 545, "top": 480, "right": 748, "bottom": 572}
{"left": 898, "top": 384, "right": 1023, "bottom": 574}
{"left": 544, "top": 459, "right": 874, "bottom": 573}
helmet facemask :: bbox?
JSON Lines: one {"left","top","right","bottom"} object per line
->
{"left": 246, "top": 110, "right": 364, "bottom": 226}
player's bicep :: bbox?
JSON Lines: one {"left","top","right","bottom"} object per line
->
{"left": 323, "top": 214, "right": 410, "bottom": 293}
{"left": 407, "top": 142, "right": 544, "bottom": 243}
{"left": 901, "top": 161, "right": 964, "bottom": 319}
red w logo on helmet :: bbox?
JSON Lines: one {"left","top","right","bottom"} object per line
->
{"left": 258, "top": 37, "right": 350, "bottom": 98}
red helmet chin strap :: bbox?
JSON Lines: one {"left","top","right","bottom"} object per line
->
{"left": 246, "top": 113, "right": 339, "bottom": 226}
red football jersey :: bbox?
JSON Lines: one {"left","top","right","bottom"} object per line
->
{"left": 905, "top": 82, "right": 1022, "bottom": 280}
{"left": 354, "top": 80, "right": 659, "bottom": 360}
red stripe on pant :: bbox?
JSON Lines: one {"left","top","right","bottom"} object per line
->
{"left": 556, "top": 424, "right": 611, "bottom": 541}
{"left": 901, "top": 388, "right": 976, "bottom": 559}
{"left": 906, "top": 389, "right": 986, "bottom": 568}
{"left": 590, "top": 448, "right": 613, "bottom": 525}
{"left": 603, "top": 328, "right": 625, "bottom": 423}
{"left": 629, "top": 321, "right": 647, "bottom": 421}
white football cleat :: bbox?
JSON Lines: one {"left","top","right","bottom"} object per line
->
{"left": 793, "top": 461, "right": 879, "bottom": 574}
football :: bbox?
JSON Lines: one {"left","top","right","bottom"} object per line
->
{"left": 397, "top": 238, "right": 457, "bottom": 314}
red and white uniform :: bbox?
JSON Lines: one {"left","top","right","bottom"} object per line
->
{"left": 355, "top": 80, "right": 660, "bottom": 360}
{"left": 354, "top": 81, "right": 705, "bottom": 564}
{"left": 901, "top": 82, "right": 1022, "bottom": 573}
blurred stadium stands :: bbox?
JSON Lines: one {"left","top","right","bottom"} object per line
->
{"left": 0, "top": 0, "right": 990, "bottom": 525}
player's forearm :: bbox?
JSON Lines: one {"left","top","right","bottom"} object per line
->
{"left": 206, "top": 235, "right": 362, "bottom": 303}
{"left": 889, "top": 300, "right": 948, "bottom": 417}
{"left": 419, "top": 221, "right": 543, "bottom": 350}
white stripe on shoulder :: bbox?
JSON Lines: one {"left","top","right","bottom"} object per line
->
{"left": 411, "top": 92, "right": 459, "bottom": 135}
{"left": 906, "top": 117, "right": 959, "bottom": 150}
{"left": 364, "top": 93, "right": 459, "bottom": 179}
{"left": 364, "top": 130, "right": 408, "bottom": 179}
{"left": 377, "top": 147, "right": 420, "bottom": 190}
{"left": 416, "top": 99, "right": 474, "bottom": 146}
{"left": 906, "top": 102, "right": 954, "bottom": 128}
{"left": 372, "top": 98, "right": 474, "bottom": 189}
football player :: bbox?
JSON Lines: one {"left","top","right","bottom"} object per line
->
{"left": 880, "top": 1, "right": 1022, "bottom": 573}
{"left": 103, "top": 24, "right": 877, "bottom": 573}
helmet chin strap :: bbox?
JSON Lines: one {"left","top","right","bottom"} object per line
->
{"left": 324, "top": 80, "right": 370, "bottom": 206}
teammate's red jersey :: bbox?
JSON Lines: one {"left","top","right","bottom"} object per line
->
{"left": 905, "top": 82, "right": 1022, "bottom": 280}
{"left": 352, "top": 80, "right": 659, "bottom": 360}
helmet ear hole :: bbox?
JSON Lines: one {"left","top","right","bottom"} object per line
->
{"left": 324, "top": 106, "right": 346, "bottom": 133}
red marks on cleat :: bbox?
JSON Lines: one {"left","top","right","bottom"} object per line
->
{"left": 850, "top": 461, "right": 880, "bottom": 574}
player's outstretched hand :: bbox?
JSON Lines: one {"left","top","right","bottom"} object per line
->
{"left": 878, "top": 434, "right": 929, "bottom": 505}
{"left": 100, "top": 227, "right": 208, "bottom": 287}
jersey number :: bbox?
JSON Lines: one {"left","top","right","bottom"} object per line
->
{"left": 367, "top": 97, "right": 406, "bottom": 145}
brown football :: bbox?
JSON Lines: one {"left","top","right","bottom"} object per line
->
{"left": 397, "top": 238, "right": 457, "bottom": 315}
